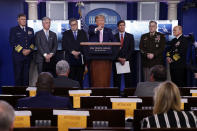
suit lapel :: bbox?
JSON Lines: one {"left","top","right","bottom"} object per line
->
{"left": 103, "top": 28, "right": 107, "bottom": 42}
{"left": 76, "top": 30, "right": 80, "bottom": 40}
{"left": 124, "top": 33, "right": 127, "bottom": 43}
{"left": 115, "top": 33, "right": 120, "bottom": 42}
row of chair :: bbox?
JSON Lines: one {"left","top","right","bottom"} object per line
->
{"left": 2, "top": 86, "right": 197, "bottom": 96}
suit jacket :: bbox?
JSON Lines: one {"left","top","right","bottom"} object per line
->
{"left": 114, "top": 32, "right": 134, "bottom": 61}
{"left": 142, "top": 110, "right": 197, "bottom": 128}
{"left": 88, "top": 25, "right": 115, "bottom": 42}
{"left": 9, "top": 25, "right": 34, "bottom": 61}
{"left": 17, "top": 91, "right": 72, "bottom": 109}
{"left": 166, "top": 35, "right": 188, "bottom": 68}
{"left": 54, "top": 76, "right": 80, "bottom": 88}
{"left": 134, "top": 81, "right": 161, "bottom": 97}
{"left": 139, "top": 32, "right": 166, "bottom": 68}
{"left": 62, "top": 29, "right": 88, "bottom": 66}
{"left": 35, "top": 30, "right": 58, "bottom": 63}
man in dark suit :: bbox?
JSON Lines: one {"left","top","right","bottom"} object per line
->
{"left": 62, "top": 19, "right": 88, "bottom": 87}
{"left": 17, "top": 72, "right": 72, "bottom": 109}
{"left": 113, "top": 20, "right": 134, "bottom": 88}
{"left": 134, "top": 65, "right": 167, "bottom": 97}
{"left": 54, "top": 60, "right": 80, "bottom": 87}
{"left": 35, "top": 17, "right": 58, "bottom": 76}
{"left": 166, "top": 26, "right": 188, "bottom": 87}
{"left": 139, "top": 21, "right": 166, "bottom": 81}
{"left": 88, "top": 15, "right": 115, "bottom": 42}
{"left": 9, "top": 13, "right": 34, "bottom": 86}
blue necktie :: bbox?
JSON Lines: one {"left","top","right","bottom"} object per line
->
{"left": 74, "top": 31, "right": 77, "bottom": 40}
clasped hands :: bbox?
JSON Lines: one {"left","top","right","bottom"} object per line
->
{"left": 45, "top": 54, "right": 53, "bottom": 63}
{"left": 118, "top": 57, "right": 126, "bottom": 65}
{"left": 71, "top": 50, "right": 81, "bottom": 59}
{"left": 147, "top": 53, "right": 154, "bottom": 59}
{"left": 22, "top": 49, "right": 31, "bottom": 56}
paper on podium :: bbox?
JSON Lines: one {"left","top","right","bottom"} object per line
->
{"left": 115, "top": 61, "right": 130, "bottom": 74}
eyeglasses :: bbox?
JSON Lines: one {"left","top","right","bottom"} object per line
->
{"left": 70, "top": 23, "right": 77, "bottom": 26}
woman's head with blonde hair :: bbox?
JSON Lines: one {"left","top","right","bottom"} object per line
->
{"left": 153, "top": 81, "right": 181, "bottom": 114}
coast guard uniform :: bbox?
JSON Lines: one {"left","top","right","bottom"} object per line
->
{"left": 9, "top": 25, "right": 34, "bottom": 86}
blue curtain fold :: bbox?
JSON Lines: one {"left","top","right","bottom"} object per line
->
{"left": 38, "top": 2, "right": 46, "bottom": 19}
{"left": 127, "top": 2, "right": 138, "bottom": 20}
{"left": 68, "top": 2, "right": 80, "bottom": 19}
{"left": 159, "top": 2, "right": 168, "bottom": 20}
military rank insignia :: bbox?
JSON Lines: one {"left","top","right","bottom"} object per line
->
{"left": 155, "top": 35, "right": 160, "bottom": 43}
{"left": 173, "top": 53, "right": 180, "bottom": 61}
{"left": 15, "top": 45, "right": 23, "bottom": 53}
{"left": 30, "top": 44, "right": 34, "bottom": 50}
{"left": 166, "top": 52, "right": 170, "bottom": 57}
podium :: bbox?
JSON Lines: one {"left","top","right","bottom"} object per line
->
{"left": 80, "top": 42, "right": 121, "bottom": 87}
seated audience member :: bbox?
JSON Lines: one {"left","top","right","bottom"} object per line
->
{"left": 54, "top": 60, "right": 80, "bottom": 88}
{"left": 141, "top": 81, "right": 197, "bottom": 128}
{"left": 134, "top": 65, "right": 167, "bottom": 96}
{"left": 17, "top": 72, "right": 72, "bottom": 109}
{"left": 0, "top": 100, "right": 15, "bottom": 131}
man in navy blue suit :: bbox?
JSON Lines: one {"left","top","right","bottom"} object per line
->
{"left": 88, "top": 15, "right": 115, "bottom": 42}
{"left": 113, "top": 20, "right": 135, "bottom": 88}
{"left": 17, "top": 72, "right": 72, "bottom": 109}
{"left": 9, "top": 14, "right": 34, "bottom": 86}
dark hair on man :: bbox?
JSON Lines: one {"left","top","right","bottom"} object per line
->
{"left": 36, "top": 72, "right": 54, "bottom": 92}
{"left": 69, "top": 18, "right": 78, "bottom": 25}
{"left": 149, "top": 20, "right": 157, "bottom": 26}
{"left": 150, "top": 65, "right": 167, "bottom": 81}
{"left": 17, "top": 13, "right": 26, "bottom": 18}
{"left": 117, "top": 20, "right": 125, "bottom": 27}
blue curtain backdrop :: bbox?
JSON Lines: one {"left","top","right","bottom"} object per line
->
{"left": 127, "top": 2, "right": 138, "bottom": 20}
{"left": 68, "top": 2, "right": 80, "bottom": 19}
{"left": 159, "top": 2, "right": 168, "bottom": 20}
{"left": 0, "top": 0, "right": 25, "bottom": 92}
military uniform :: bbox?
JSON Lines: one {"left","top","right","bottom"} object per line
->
{"left": 166, "top": 35, "right": 188, "bottom": 87}
{"left": 139, "top": 32, "right": 166, "bottom": 81}
{"left": 9, "top": 26, "right": 34, "bottom": 86}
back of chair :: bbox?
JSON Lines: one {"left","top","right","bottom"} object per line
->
{"left": 0, "top": 95, "right": 26, "bottom": 108}
{"left": 90, "top": 88, "right": 120, "bottom": 96}
{"left": 86, "top": 109, "right": 125, "bottom": 127}
{"left": 2, "top": 86, "right": 28, "bottom": 95}
{"left": 14, "top": 127, "right": 58, "bottom": 131}
{"left": 52, "top": 87, "right": 80, "bottom": 97}
{"left": 141, "top": 128, "right": 197, "bottom": 131}
{"left": 69, "top": 127, "right": 132, "bottom": 131}
{"left": 16, "top": 108, "right": 62, "bottom": 126}
{"left": 133, "top": 109, "right": 153, "bottom": 131}
{"left": 80, "top": 96, "right": 121, "bottom": 109}
{"left": 123, "top": 88, "right": 136, "bottom": 97}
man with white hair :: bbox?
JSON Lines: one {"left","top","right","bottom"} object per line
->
{"left": 35, "top": 17, "right": 58, "bottom": 76}
{"left": 54, "top": 60, "right": 80, "bottom": 87}
{"left": 0, "top": 100, "right": 15, "bottom": 131}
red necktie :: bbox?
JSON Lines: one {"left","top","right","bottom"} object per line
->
{"left": 120, "top": 34, "right": 124, "bottom": 48}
